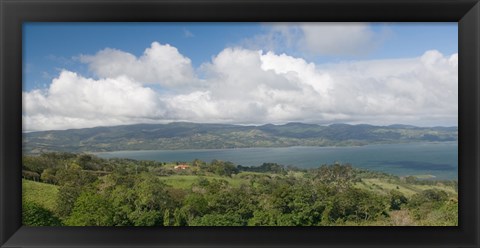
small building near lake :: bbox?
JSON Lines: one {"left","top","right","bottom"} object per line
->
{"left": 174, "top": 164, "right": 190, "bottom": 170}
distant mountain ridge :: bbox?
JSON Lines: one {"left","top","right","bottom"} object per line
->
{"left": 23, "top": 122, "right": 458, "bottom": 153}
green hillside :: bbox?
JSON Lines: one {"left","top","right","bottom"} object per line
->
{"left": 23, "top": 122, "right": 457, "bottom": 153}
{"left": 21, "top": 152, "right": 458, "bottom": 226}
{"left": 23, "top": 171, "right": 457, "bottom": 202}
{"left": 22, "top": 179, "right": 58, "bottom": 211}
{"left": 356, "top": 178, "right": 457, "bottom": 197}
{"left": 160, "top": 173, "right": 457, "bottom": 198}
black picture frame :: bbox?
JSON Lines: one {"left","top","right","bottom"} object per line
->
{"left": 1, "top": 0, "right": 479, "bottom": 247}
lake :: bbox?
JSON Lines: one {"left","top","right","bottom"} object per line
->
{"left": 95, "top": 142, "right": 458, "bottom": 180}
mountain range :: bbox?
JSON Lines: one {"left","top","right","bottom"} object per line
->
{"left": 23, "top": 122, "right": 458, "bottom": 154}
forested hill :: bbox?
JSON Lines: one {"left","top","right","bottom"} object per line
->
{"left": 23, "top": 122, "right": 457, "bottom": 153}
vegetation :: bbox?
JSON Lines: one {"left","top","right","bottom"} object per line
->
{"left": 22, "top": 179, "right": 58, "bottom": 211}
{"left": 22, "top": 201, "right": 62, "bottom": 226}
{"left": 22, "top": 152, "right": 458, "bottom": 226}
{"left": 23, "top": 122, "right": 457, "bottom": 153}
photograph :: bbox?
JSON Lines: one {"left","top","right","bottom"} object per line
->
{"left": 21, "top": 22, "right": 458, "bottom": 227}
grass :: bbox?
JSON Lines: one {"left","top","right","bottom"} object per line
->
{"left": 159, "top": 174, "right": 248, "bottom": 189}
{"left": 356, "top": 178, "right": 457, "bottom": 197}
{"left": 412, "top": 174, "right": 437, "bottom": 179}
{"left": 22, "top": 179, "right": 59, "bottom": 211}
{"left": 22, "top": 172, "right": 457, "bottom": 212}
{"left": 159, "top": 171, "right": 458, "bottom": 198}
{"left": 357, "top": 178, "right": 419, "bottom": 196}
{"left": 413, "top": 183, "right": 458, "bottom": 195}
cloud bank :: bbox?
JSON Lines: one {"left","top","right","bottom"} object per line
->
{"left": 23, "top": 42, "right": 458, "bottom": 131}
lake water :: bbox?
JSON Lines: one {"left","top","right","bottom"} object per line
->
{"left": 95, "top": 142, "right": 458, "bottom": 180}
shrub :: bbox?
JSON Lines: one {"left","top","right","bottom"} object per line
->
{"left": 23, "top": 201, "right": 62, "bottom": 226}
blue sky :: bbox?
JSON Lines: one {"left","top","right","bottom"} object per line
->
{"left": 23, "top": 23, "right": 458, "bottom": 131}
{"left": 23, "top": 22, "right": 457, "bottom": 91}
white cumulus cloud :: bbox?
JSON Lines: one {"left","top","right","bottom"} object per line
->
{"left": 23, "top": 70, "right": 165, "bottom": 131}
{"left": 23, "top": 44, "right": 458, "bottom": 131}
{"left": 80, "top": 42, "right": 197, "bottom": 88}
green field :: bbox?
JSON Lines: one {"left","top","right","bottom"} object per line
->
{"left": 356, "top": 178, "right": 457, "bottom": 197}
{"left": 158, "top": 172, "right": 282, "bottom": 189}
{"left": 157, "top": 171, "right": 458, "bottom": 199}
{"left": 22, "top": 179, "right": 59, "bottom": 211}
{"left": 158, "top": 175, "right": 243, "bottom": 189}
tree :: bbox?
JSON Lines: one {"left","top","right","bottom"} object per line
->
{"left": 209, "top": 160, "right": 238, "bottom": 176}
{"left": 41, "top": 168, "right": 58, "bottom": 184}
{"left": 23, "top": 201, "right": 62, "bottom": 226}
{"left": 77, "top": 153, "right": 102, "bottom": 170}
{"left": 133, "top": 173, "right": 173, "bottom": 210}
{"left": 258, "top": 163, "right": 285, "bottom": 174}
{"left": 182, "top": 193, "right": 208, "bottom": 219}
{"left": 248, "top": 210, "right": 280, "bottom": 226}
{"left": 22, "top": 170, "right": 40, "bottom": 181}
{"left": 163, "top": 209, "right": 172, "bottom": 226}
{"left": 108, "top": 184, "right": 136, "bottom": 226}
{"left": 128, "top": 209, "right": 162, "bottom": 226}
{"left": 389, "top": 190, "right": 408, "bottom": 210}
{"left": 409, "top": 189, "right": 449, "bottom": 208}
{"left": 190, "top": 213, "right": 244, "bottom": 226}
{"left": 126, "top": 173, "right": 174, "bottom": 226}
{"left": 323, "top": 188, "right": 388, "bottom": 223}
{"left": 55, "top": 185, "right": 82, "bottom": 218}
{"left": 192, "top": 159, "right": 205, "bottom": 168}
{"left": 313, "top": 164, "right": 355, "bottom": 192}
{"left": 55, "top": 162, "right": 96, "bottom": 186}
{"left": 65, "top": 191, "right": 114, "bottom": 226}
{"left": 173, "top": 208, "right": 188, "bottom": 226}
{"left": 54, "top": 161, "right": 99, "bottom": 219}
{"left": 408, "top": 189, "right": 450, "bottom": 222}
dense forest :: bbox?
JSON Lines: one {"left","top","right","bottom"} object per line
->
{"left": 22, "top": 152, "right": 458, "bottom": 226}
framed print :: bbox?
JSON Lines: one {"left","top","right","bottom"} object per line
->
{"left": 1, "top": 0, "right": 479, "bottom": 247}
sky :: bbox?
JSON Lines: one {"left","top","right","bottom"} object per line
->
{"left": 23, "top": 22, "right": 458, "bottom": 131}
